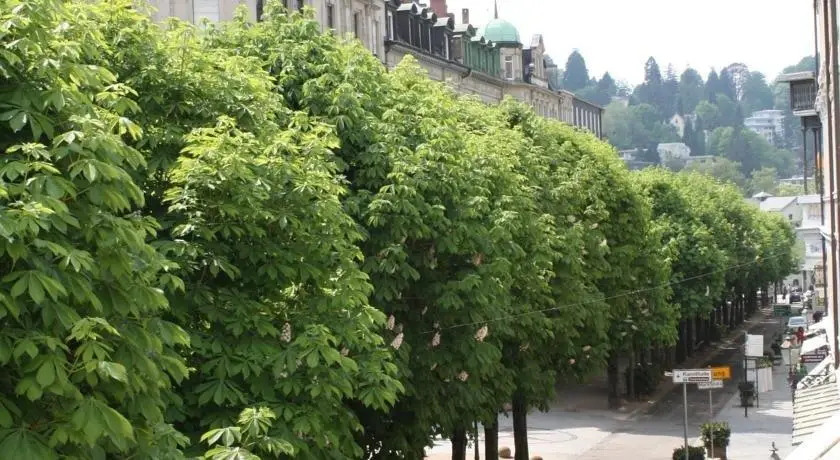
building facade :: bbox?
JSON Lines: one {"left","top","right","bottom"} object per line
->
{"left": 783, "top": 1, "right": 840, "bottom": 458}
{"left": 145, "top": 0, "right": 602, "bottom": 137}
{"left": 148, "top": 0, "right": 386, "bottom": 61}
{"left": 743, "top": 109, "right": 785, "bottom": 145}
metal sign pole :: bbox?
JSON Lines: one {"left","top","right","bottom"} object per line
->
{"left": 709, "top": 388, "right": 714, "bottom": 459}
{"left": 683, "top": 382, "right": 689, "bottom": 460}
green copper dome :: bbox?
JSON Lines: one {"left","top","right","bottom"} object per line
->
{"left": 479, "top": 18, "right": 520, "bottom": 45}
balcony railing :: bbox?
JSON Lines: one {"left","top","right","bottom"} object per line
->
{"left": 790, "top": 79, "right": 817, "bottom": 113}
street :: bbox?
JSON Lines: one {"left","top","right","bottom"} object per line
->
{"left": 426, "top": 308, "right": 795, "bottom": 459}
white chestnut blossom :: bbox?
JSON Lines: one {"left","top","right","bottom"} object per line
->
{"left": 475, "top": 325, "right": 488, "bottom": 342}
{"left": 457, "top": 371, "right": 469, "bottom": 382}
{"left": 431, "top": 332, "right": 441, "bottom": 347}
{"left": 386, "top": 315, "right": 395, "bottom": 331}
{"left": 281, "top": 322, "right": 292, "bottom": 343}
{"left": 390, "top": 332, "right": 404, "bottom": 350}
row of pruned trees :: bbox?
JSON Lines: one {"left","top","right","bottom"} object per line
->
{"left": 0, "top": 1, "right": 797, "bottom": 459}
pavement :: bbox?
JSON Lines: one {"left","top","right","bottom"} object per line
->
{"left": 426, "top": 304, "right": 797, "bottom": 459}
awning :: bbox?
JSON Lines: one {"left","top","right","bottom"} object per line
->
{"left": 787, "top": 412, "right": 840, "bottom": 459}
{"left": 809, "top": 320, "right": 829, "bottom": 333}
{"left": 793, "top": 374, "right": 840, "bottom": 446}
{"left": 802, "top": 335, "right": 831, "bottom": 355}
{"left": 798, "top": 356, "right": 834, "bottom": 390}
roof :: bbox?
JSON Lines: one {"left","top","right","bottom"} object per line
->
{"left": 777, "top": 71, "right": 816, "bottom": 83}
{"left": 759, "top": 196, "right": 797, "bottom": 212}
{"left": 530, "top": 34, "right": 543, "bottom": 48}
{"left": 479, "top": 18, "right": 520, "bottom": 44}
{"left": 798, "top": 194, "right": 822, "bottom": 205}
{"left": 788, "top": 411, "right": 840, "bottom": 460}
{"left": 793, "top": 373, "right": 840, "bottom": 445}
{"left": 752, "top": 191, "right": 773, "bottom": 199}
{"left": 453, "top": 24, "right": 473, "bottom": 34}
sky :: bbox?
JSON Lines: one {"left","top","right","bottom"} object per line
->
{"left": 446, "top": 0, "right": 815, "bottom": 86}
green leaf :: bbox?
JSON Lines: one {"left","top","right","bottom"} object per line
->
{"left": 8, "top": 111, "right": 26, "bottom": 132}
{"left": 35, "top": 361, "right": 55, "bottom": 387}
{"left": 28, "top": 275, "right": 45, "bottom": 304}
{"left": 97, "top": 361, "right": 127, "bottom": 383}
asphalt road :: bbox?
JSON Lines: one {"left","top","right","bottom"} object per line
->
{"left": 637, "top": 311, "right": 783, "bottom": 425}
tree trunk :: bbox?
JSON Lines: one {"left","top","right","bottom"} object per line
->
{"left": 485, "top": 415, "right": 499, "bottom": 460}
{"left": 628, "top": 345, "right": 636, "bottom": 400}
{"left": 512, "top": 389, "right": 529, "bottom": 460}
{"left": 452, "top": 427, "right": 467, "bottom": 460}
{"left": 607, "top": 352, "right": 621, "bottom": 409}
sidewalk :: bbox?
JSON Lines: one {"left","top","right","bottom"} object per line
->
{"left": 693, "top": 368, "right": 794, "bottom": 460}
{"left": 555, "top": 305, "right": 775, "bottom": 419}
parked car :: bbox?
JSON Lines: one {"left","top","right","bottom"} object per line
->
{"left": 790, "top": 292, "right": 802, "bottom": 303}
{"left": 787, "top": 316, "right": 807, "bottom": 333}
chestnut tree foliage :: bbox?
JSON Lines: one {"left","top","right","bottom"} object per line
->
{"left": 0, "top": 1, "right": 797, "bottom": 459}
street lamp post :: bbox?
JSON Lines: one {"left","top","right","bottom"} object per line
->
{"left": 781, "top": 340, "right": 801, "bottom": 402}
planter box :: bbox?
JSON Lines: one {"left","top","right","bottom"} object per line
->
{"left": 707, "top": 445, "right": 728, "bottom": 459}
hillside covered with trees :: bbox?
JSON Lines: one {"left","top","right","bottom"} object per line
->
{"left": 555, "top": 50, "right": 813, "bottom": 196}
{"left": 0, "top": 2, "right": 798, "bottom": 459}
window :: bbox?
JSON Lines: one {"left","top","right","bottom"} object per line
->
{"left": 372, "top": 20, "right": 379, "bottom": 55}
{"left": 807, "top": 204, "right": 822, "bottom": 220}
{"left": 326, "top": 3, "right": 334, "bottom": 28}
{"left": 353, "top": 12, "right": 360, "bottom": 38}
{"left": 427, "top": 27, "right": 432, "bottom": 52}
{"left": 256, "top": 0, "right": 264, "bottom": 21}
{"left": 193, "top": 0, "right": 220, "bottom": 23}
{"left": 417, "top": 22, "right": 422, "bottom": 46}
{"left": 386, "top": 11, "right": 394, "bottom": 39}
{"left": 444, "top": 36, "right": 450, "bottom": 59}
{"left": 504, "top": 55, "right": 513, "bottom": 80}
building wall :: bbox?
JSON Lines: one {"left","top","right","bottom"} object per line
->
{"left": 147, "top": 0, "right": 385, "bottom": 61}
{"left": 146, "top": 0, "right": 602, "bottom": 136}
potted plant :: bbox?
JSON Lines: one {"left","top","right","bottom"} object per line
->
{"left": 672, "top": 445, "right": 706, "bottom": 460}
{"left": 738, "top": 381, "right": 755, "bottom": 407}
{"left": 700, "top": 422, "right": 730, "bottom": 459}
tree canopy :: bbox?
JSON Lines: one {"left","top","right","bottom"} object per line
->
{"left": 0, "top": 1, "right": 800, "bottom": 459}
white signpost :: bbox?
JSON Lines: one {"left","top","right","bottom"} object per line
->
{"left": 672, "top": 369, "right": 713, "bottom": 384}
{"left": 697, "top": 380, "right": 724, "bottom": 390}
{"left": 671, "top": 369, "right": 713, "bottom": 460}
{"left": 697, "top": 378, "right": 724, "bottom": 458}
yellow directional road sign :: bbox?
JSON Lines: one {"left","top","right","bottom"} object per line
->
{"left": 711, "top": 366, "right": 731, "bottom": 380}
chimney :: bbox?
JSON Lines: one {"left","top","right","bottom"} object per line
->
{"left": 429, "top": 0, "right": 447, "bottom": 17}
{"left": 461, "top": 8, "right": 469, "bottom": 24}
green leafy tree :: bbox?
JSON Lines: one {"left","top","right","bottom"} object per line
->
{"left": 741, "top": 72, "right": 775, "bottom": 114}
{"left": 91, "top": 3, "right": 404, "bottom": 457}
{"left": 684, "top": 157, "right": 747, "bottom": 190}
{"left": 0, "top": 1, "right": 189, "bottom": 457}
{"left": 718, "top": 68, "right": 737, "bottom": 101}
{"left": 679, "top": 68, "right": 705, "bottom": 113}
{"left": 634, "top": 170, "right": 728, "bottom": 364}
{"left": 715, "top": 94, "right": 738, "bottom": 127}
{"left": 634, "top": 57, "right": 665, "bottom": 116}
{"left": 705, "top": 70, "right": 720, "bottom": 102}
{"left": 694, "top": 116, "right": 707, "bottom": 155}
{"left": 748, "top": 167, "right": 780, "bottom": 195}
{"left": 662, "top": 64, "right": 680, "bottom": 116}
{"left": 562, "top": 50, "right": 590, "bottom": 91}
{"left": 695, "top": 101, "right": 721, "bottom": 129}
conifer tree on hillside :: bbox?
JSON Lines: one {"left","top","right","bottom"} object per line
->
{"left": 562, "top": 50, "right": 590, "bottom": 91}
{"left": 705, "top": 70, "right": 720, "bottom": 102}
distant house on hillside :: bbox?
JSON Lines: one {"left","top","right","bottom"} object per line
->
{"left": 657, "top": 142, "right": 691, "bottom": 164}
{"left": 744, "top": 109, "right": 785, "bottom": 146}
{"left": 684, "top": 155, "right": 716, "bottom": 167}
{"left": 669, "top": 113, "right": 697, "bottom": 138}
